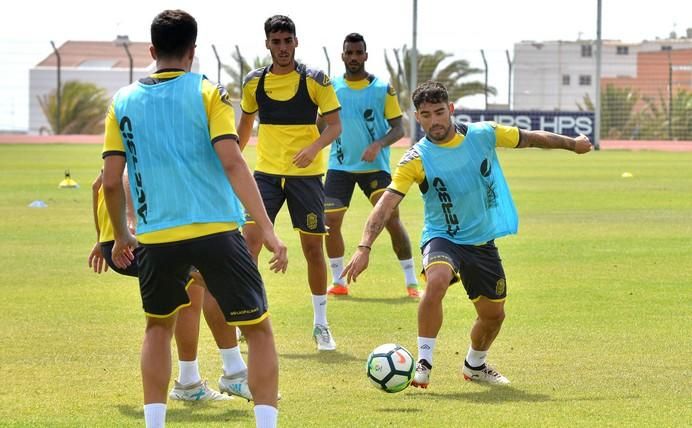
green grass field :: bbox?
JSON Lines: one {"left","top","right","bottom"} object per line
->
{"left": 0, "top": 144, "right": 690, "bottom": 427}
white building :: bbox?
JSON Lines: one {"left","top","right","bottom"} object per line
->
{"left": 513, "top": 32, "right": 692, "bottom": 111}
{"left": 28, "top": 39, "right": 200, "bottom": 134}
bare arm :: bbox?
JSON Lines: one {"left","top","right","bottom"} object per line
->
{"left": 237, "top": 111, "right": 257, "bottom": 152}
{"left": 362, "top": 116, "right": 404, "bottom": 162}
{"left": 122, "top": 171, "right": 136, "bottom": 234}
{"left": 342, "top": 190, "right": 404, "bottom": 283}
{"left": 293, "top": 110, "right": 342, "bottom": 168}
{"left": 214, "top": 138, "right": 288, "bottom": 273}
{"left": 103, "top": 156, "right": 137, "bottom": 268}
{"left": 517, "top": 130, "right": 592, "bottom": 154}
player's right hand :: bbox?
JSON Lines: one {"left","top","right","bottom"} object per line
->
{"left": 573, "top": 134, "right": 593, "bottom": 154}
{"left": 88, "top": 242, "right": 109, "bottom": 274}
{"left": 263, "top": 231, "right": 288, "bottom": 273}
{"left": 342, "top": 247, "right": 370, "bottom": 284}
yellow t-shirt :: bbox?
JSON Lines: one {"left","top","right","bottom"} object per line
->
{"left": 241, "top": 66, "right": 341, "bottom": 176}
{"left": 102, "top": 71, "right": 239, "bottom": 244}
{"left": 389, "top": 123, "right": 520, "bottom": 196}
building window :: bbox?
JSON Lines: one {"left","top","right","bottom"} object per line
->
{"left": 581, "top": 44, "right": 592, "bottom": 57}
{"left": 616, "top": 46, "right": 629, "bottom": 55}
{"left": 661, "top": 45, "right": 672, "bottom": 51}
{"left": 562, "top": 75, "right": 570, "bottom": 86}
{"left": 579, "top": 75, "right": 592, "bottom": 86}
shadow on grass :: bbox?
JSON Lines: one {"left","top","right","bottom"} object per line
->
{"left": 117, "top": 404, "right": 251, "bottom": 423}
{"left": 338, "top": 295, "right": 418, "bottom": 305}
{"left": 423, "top": 385, "right": 552, "bottom": 403}
{"left": 280, "top": 351, "right": 361, "bottom": 363}
{"left": 376, "top": 407, "right": 423, "bottom": 414}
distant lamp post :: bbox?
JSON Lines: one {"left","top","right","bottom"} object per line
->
{"left": 115, "top": 35, "right": 133, "bottom": 84}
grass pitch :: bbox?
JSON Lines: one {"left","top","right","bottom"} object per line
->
{"left": 0, "top": 144, "right": 690, "bottom": 427}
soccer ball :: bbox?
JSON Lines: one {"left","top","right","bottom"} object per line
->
{"left": 366, "top": 343, "right": 415, "bottom": 393}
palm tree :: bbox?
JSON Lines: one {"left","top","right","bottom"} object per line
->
{"left": 385, "top": 47, "right": 496, "bottom": 114}
{"left": 638, "top": 89, "right": 692, "bottom": 140}
{"left": 38, "top": 81, "right": 110, "bottom": 134}
{"left": 579, "top": 85, "right": 641, "bottom": 139}
{"left": 222, "top": 50, "right": 271, "bottom": 99}
{"left": 384, "top": 47, "right": 495, "bottom": 138}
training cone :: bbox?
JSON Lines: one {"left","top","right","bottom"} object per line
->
{"left": 621, "top": 172, "right": 633, "bottom": 178}
{"left": 59, "top": 170, "right": 79, "bottom": 188}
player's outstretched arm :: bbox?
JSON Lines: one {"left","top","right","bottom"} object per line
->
{"left": 214, "top": 138, "right": 288, "bottom": 273}
{"left": 342, "top": 190, "right": 404, "bottom": 283}
{"left": 517, "top": 130, "right": 592, "bottom": 154}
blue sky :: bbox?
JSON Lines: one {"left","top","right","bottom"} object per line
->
{"left": 1, "top": 0, "right": 689, "bottom": 131}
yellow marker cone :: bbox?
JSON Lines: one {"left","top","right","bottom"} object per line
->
{"left": 59, "top": 170, "right": 79, "bottom": 188}
{"left": 621, "top": 172, "right": 633, "bottom": 178}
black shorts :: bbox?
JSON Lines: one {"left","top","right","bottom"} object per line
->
{"left": 100, "top": 241, "right": 140, "bottom": 277}
{"left": 421, "top": 238, "right": 507, "bottom": 301}
{"left": 100, "top": 241, "right": 198, "bottom": 280}
{"left": 324, "top": 169, "right": 391, "bottom": 211}
{"left": 137, "top": 230, "right": 269, "bottom": 324}
{"left": 247, "top": 171, "right": 326, "bottom": 234}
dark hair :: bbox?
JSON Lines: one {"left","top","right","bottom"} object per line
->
{"left": 264, "top": 15, "right": 295, "bottom": 37}
{"left": 150, "top": 10, "right": 197, "bottom": 59}
{"left": 412, "top": 80, "right": 449, "bottom": 109}
{"left": 343, "top": 33, "right": 366, "bottom": 51}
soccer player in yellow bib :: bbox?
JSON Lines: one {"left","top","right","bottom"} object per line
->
{"left": 238, "top": 15, "right": 342, "bottom": 352}
{"left": 102, "top": 10, "right": 286, "bottom": 427}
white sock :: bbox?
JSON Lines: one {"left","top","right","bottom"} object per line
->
{"left": 329, "top": 257, "right": 346, "bottom": 286}
{"left": 177, "top": 359, "right": 201, "bottom": 385}
{"left": 312, "top": 294, "right": 328, "bottom": 326}
{"left": 254, "top": 404, "right": 278, "bottom": 428}
{"left": 220, "top": 345, "right": 247, "bottom": 376}
{"left": 143, "top": 403, "right": 166, "bottom": 428}
{"left": 417, "top": 337, "right": 436, "bottom": 366}
{"left": 466, "top": 346, "right": 488, "bottom": 368}
{"left": 400, "top": 258, "right": 418, "bottom": 286}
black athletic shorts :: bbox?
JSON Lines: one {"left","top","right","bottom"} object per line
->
{"left": 421, "top": 237, "right": 507, "bottom": 301}
{"left": 100, "top": 240, "right": 198, "bottom": 280}
{"left": 246, "top": 171, "right": 326, "bottom": 234}
{"left": 324, "top": 169, "right": 391, "bottom": 211}
{"left": 137, "top": 230, "right": 269, "bottom": 324}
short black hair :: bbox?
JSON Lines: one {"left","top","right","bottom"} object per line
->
{"left": 412, "top": 80, "right": 449, "bottom": 109}
{"left": 343, "top": 33, "right": 366, "bottom": 51}
{"left": 264, "top": 15, "right": 295, "bottom": 38}
{"left": 150, "top": 10, "right": 197, "bottom": 59}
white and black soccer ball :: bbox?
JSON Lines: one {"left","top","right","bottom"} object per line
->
{"left": 366, "top": 343, "right": 415, "bottom": 393}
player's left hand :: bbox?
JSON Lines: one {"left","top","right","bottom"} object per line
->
{"left": 88, "top": 242, "right": 109, "bottom": 273}
{"left": 342, "top": 247, "right": 371, "bottom": 284}
{"left": 293, "top": 143, "right": 321, "bottom": 168}
{"left": 361, "top": 143, "right": 382, "bottom": 163}
{"left": 112, "top": 233, "right": 138, "bottom": 269}
{"left": 573, "top": 134, "right": 593, "bottom": 154}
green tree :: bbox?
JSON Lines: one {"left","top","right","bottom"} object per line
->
{"left": 638, "top": 90, "right": 692, "bottom": 140}
{"left": 38, "top": 81, "right": 110, "bottom": 134}
{"left": 579, "top": 85, "right": 641, "bottom": 139}
{"left": 385, "top": 47, "right": 496, "bottom": 115}
{"left": 222, "top": 51, "right": 271, "bottom": 99}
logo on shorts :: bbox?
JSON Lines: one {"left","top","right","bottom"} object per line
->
{"left": 370, "top": 180, "right": 378, "bottom": 189}
{"left": 307, "top": 213, "right": 318, "bottom": 230}
{"left": 496, "top": 278, "right": 506, "bottom": 296}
